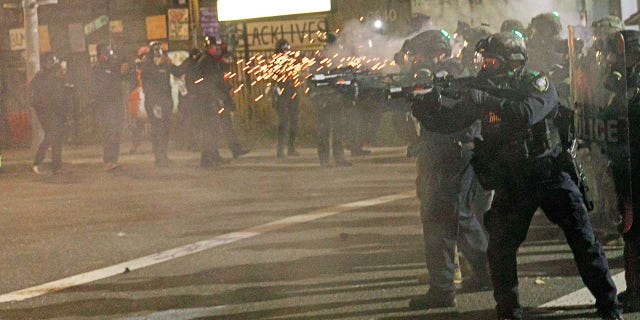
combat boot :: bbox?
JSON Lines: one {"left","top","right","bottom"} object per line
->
{"left": 597, "top": 309, "right": 624, "bottom": 320}
{"left": 622, "top": 289, "right": 640, "bottom": 313}
{"left": 408, "top": 289, "right": 456, "bottom": 310}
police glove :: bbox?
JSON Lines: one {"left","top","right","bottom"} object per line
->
{"left": 468, "top": 89, "right": 504, "bottom": 110}
{"left": 410, "top": 87, "right": 441, "bottom": 122}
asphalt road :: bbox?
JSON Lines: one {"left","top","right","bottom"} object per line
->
{"left": 0, "top": 145, "right": 636, "bottom": 320}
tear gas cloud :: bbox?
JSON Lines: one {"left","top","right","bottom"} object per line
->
{"left": 321, "top": 0, "right": 590, "bottom": 72}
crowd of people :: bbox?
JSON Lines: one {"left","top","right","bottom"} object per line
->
{"left": 22, "top": 10, "right": 640, "bottom": 320}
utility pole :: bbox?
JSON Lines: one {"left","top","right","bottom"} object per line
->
{"left": 17, "top": 0, "right": 57, "bottom": 150}
{"left": 21, "top": 0, "right": 58, "bottom": 82}
{"left": 189, "top": 0, "right": 200, "bottom": 48}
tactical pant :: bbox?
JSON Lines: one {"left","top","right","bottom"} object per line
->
{"left": 316, "top": 100, "right": 347, "bottom": 164}
{"left": 218, "top": 110, "right": 243, "bottom": 155}
{"left": 34, "top": 113, "right": 66, "bottom": 170}
{"left": 275, "top": 97, "right": 300, "bottom": 155}
{"left": 145, "top": 99, "right": 172, "bottom": 166}
{"left": 102, "top": 105, "right": 123, "bottom": 164}
{"left": 485, "top": 171, "right": 621, "bottom": 319}
{"left": 416, "top": 140, "right": 491, "bottom": 294}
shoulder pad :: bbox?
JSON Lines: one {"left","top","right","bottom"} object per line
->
{"left": 531, "top": 74, "right": 550, "bottom": 92}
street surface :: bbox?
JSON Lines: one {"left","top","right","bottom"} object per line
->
{"left": 0, "top": 144, "right": 637, "bottom": 320}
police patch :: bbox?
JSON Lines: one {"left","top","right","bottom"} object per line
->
{"left": 533, "top": 76, "right": 549, "bottom": 92}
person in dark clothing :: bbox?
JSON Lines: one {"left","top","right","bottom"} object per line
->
{"left": 91, "top": 44, "right": 126, "bottom": 171}
{"left": 271, "top": 39, "right": 300, "bottom": 158}
{"left": 411, "top": 31, "right": 622, "bottom": 320}
{"left": 602, "top": 29, "right": 640, "bottom": 313}
{"left": 396, "top": 29, "right": 492, "bottom": 311}
{"left": 178, "top": 48, "right": 204, "bottom": 151}
{"left": 310, "top": 33, "right": 351, "bottom": 168}
{"left": 203, "top": 36, "right": 249, "bottom": 159}
{"left": 140, "top": 41, "right": 181, "bottom": 167}
{"left": 30, "top": 52, "right": 68, "bottom": 175}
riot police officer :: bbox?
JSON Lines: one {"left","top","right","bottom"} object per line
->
{"left": 140, "top": 41, "right": 181, "bottom": 167}
{"left": 203, "top": 36, "right": 249, "bottom": 159}
{"left": 271, "top": 39, "right": 300, "bottom": 158}
{"left": 602, "top": 29, "right": 640, "bottom": 313}
{"left": 91, "top": 44, "right": 126, "bottom": 171}
{"left": 459, "top": 25, "right": 494, "bottom": 72}
{"left": 311, "top": 33, "right": 351, "bottom": 167}
{"left": 526, "top": 12, "right": 565, "bottom": 75}
{"left": 412, "top": 31, "right": 622, "bottom": 320}
{"left": 396, "top": 29, "right": 492, "bottom": 311}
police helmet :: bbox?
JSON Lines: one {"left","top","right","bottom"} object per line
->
{"left": 96, "top": 44, "right": 114, "bottom": 63}
{"left": 500, "top": 19, "right": 525, "bottom": 34}
{"left": 149, "top": 40, "right": 163, "bottom": 56}
{"left": 405, "top": 29, "right": 452, "bottom": 57}
{"left": 189, "top": 48, "right": 202, "bottom": 60}
{"left": 40, "top": 52, "right": 59, "bottom": 70}
{"left": 323, "top": 32, "right": 337, "bottom": 45}
{"left": 203, "top": 35, "right": 221, "bottom": 49}
{"left": 592, "top": 16, "right": 625, "bottom": 51}
{"left": 606, "top": 30, "right": 640, "bottom": 66}
{"left": 475, "top": 31, "right": 527, "bottom": 76}
{"left": 529, "top": 12, "right": 562, "bottom": 38}
{"left": 275, "top": 39, "right": 291, "bottom": 53}
{"left": 592, "top": 16, "right": 624, "bottom": 38}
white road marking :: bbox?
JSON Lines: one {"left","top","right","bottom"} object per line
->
{"left": 0, "top": 190, "right": 415, "bottom": 303}
{"left": 116, "top": 306, "right": 228, "bottom": 320}
{"left": 539, "top": 271, "right": 626, "bottom": 308}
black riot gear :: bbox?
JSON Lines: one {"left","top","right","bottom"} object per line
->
{"left": 604, "top": 30, "right": 640, "bottom": 90}
{"left": 275, "top": 38, "right": 291, "bottom": 53}
{"left": 500, "top": 19, "right": 525, "bottom": 34}
{"left": 475, "top": 31, "right": 527, "bottom": 78}
{"left": 395, "top": 29, "right": 451, "bottom": 71}
{"left": 202, "top": 35, "right": 216, "bottom": 48}
{"left": 40, "top": 52, "right": 59, "bottom": 71}
{"left": 413, "top": 29, "right": 624, "bottom": 319}
{"left": 96, "top": 44, "right": 114, "bottom": 62}
{"left": 612, "top": 30, "right": 640, "bottom": 64}
{"left": 529, "top": 12, "right": 562, "bottom": 40}
{"left": 592, "top": 16, "right": 625, "bottom": 52}
{"left": 149, "top": 40, "right": 163, "bottom": 56}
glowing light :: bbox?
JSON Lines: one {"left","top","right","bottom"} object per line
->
{"left": 513, "top": 30, "right": 524, "bottom": 40}
{"left": 439, "top": 29, "right": 451, "bottom": 40}
{"left": 194, "top": 78, "right": 204, "bottom": 84}
{"left": 373, "top": 20, "right": 383, "bottom": 29}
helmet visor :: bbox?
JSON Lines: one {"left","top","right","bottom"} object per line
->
{"left": 481, "top": 56, "right": 502, "bottom": 73}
